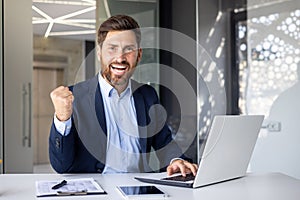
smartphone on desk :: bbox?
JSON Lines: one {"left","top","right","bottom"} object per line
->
{"left": 117, "top": 185, "right": 168, "bottom": 199}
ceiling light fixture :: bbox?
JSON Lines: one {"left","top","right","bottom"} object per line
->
{"left": 49, "top": 30, "right": 96, "bottom": 36}
{"left": 32, "top": 0, "right": 95, "bottom": 6}
{"left": 32, "top": 1, "right": 96, "bottom": 38}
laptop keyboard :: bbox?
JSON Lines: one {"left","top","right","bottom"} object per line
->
{"left": 161, "top": 173, "right": 195, "bottom": 182}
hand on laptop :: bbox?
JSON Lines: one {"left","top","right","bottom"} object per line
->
{"left": 167, "top": 159, "right": 198, "bottom": 177}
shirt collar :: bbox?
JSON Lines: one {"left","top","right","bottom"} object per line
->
{"left": 98, "top": 73, "right": 132, "bottom": 98}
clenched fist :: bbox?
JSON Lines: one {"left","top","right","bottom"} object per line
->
{"left": 50, "top": 86, "right": 74, "bottom": 121}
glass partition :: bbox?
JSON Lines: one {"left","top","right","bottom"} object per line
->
{"left": 236, "top": 0, "right": 300, "bottom": 179}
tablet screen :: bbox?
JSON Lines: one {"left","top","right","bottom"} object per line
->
{"left": 118, "top": 186, "right": 167, "bottom": 199}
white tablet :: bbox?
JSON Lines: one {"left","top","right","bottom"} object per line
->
{"left": 117, "top": 185, "right": 168, "bottom": 199}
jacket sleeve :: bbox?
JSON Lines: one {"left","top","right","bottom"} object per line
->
{"left": 48, "top": 119, "right": 76, "bottom": 173}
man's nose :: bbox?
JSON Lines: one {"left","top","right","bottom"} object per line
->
{"left": 115, "top": 51, "right": 127, "bottom": 63}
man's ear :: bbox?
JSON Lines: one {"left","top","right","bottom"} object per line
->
{"left": 137, "top": 48, "right": 142, "bottom": 63}
{"left": 96, "top": 45, "right": 101, "bottom": 61}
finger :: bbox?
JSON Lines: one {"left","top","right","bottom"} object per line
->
{"left": 59, "top": 91, "right": 73, "bottom": 98}
{"left": 51, "top": 90, "right": 73, "bottom": 103}
{"left": 184, "top": 162, "right": 198, "bottom": 176}
{"left": 191, "top": 164, "right": 198, "bottom": 176}
{"left": 50, "top": 87, "right": 66, "bottom": 99}
{"left": 177, "top": 163, "right": 187, "bottom": 177}
{"left": 53, "top": 85, "right": 66, "bottom": 91}
{"left": 167, "top": 164, "right": 179, "bottom": 176}
{"left": 51, "top": 86, "right": 68, "bottom": 94}
{"left": 183, "top": 162, "right": 194, "bottom": 173}
{"left": 52, "top": 86, "right": 71, "bottom": 94}
{"left": 56, "top": 88, "right": 72, "bottom": 98}
{"left": 166, "top": 165, "right": 173, "bottom": 176}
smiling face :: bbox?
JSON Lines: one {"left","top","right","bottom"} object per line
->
{"left": 98, "top": 30, "right": 142, "bottom": 90}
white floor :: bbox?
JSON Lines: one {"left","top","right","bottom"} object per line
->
{"left": 33, "top": 164, "right": 55, "bottom": 174}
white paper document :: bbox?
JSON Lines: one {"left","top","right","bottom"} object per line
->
{"left": 35, "top": 178, "right": 106, "bottom": 197}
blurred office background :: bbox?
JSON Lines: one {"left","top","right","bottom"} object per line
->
{"left": 0, "top": 0, "right": 299, "bottom": 179}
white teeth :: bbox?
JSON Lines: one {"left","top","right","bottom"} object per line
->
{"left": 111, "top": 64, "right": 126, "bottom": 69}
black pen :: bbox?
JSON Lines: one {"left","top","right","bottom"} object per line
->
{"left": 57, "top": 190, "right": 88, "bottom": 196}
{"left": 52, "top": 180, "right": 67, "bottom": 190}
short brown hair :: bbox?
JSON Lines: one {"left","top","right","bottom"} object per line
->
{"left": 97, "top": 15, "right": 141, "bottom": 47}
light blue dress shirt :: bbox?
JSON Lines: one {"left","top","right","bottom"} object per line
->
{"left": 54, "top": 74, "right": 142, "bottom": 173}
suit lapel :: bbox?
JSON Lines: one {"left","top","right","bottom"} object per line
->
{"left": 85, "top": 75, "right": 107, "bottom": 136}
{"left": 94, "top": 81, "right": 107, "bottom": 136}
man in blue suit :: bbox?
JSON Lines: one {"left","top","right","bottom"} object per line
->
{"left": 49, "top": 15, "right": 197, "bottom": 176}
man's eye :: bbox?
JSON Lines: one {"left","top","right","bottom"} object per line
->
{"left": 108, "top": 47, "right": 117, "bottom": 51}
{"left": 124, "top": 47, "right": 135, "bottom": 53}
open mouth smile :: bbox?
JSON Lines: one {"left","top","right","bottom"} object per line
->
{"left": 110, "top": 64, "right": 127, "bottom": 70}
{"left": 110, "top": 64, "right": 129, "bottom": 76}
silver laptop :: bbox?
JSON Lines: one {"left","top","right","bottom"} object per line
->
{"left": 135, "top": 115, "right": 264, "bottom": 188}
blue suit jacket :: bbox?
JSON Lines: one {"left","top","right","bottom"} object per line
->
{"left": 49, "top": 75, "right": 187, "bottom": 173}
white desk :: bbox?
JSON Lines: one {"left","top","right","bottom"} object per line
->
{"left": 0, "top": 173, "right": 299, "bottom": 199}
